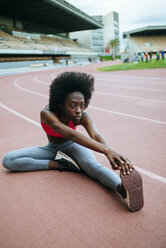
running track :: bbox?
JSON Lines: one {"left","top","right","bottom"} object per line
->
{"left": 0, "top": 61, "right": 166, "bottom": 248}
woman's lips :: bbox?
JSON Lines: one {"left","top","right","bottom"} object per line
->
{"left": 74, "top": 116, "right": 81, "bottom": 120}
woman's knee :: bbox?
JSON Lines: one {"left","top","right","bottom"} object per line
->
{"left": 2, "top": 153, "right": 15, "bottom": 170}
{"left": 80, "top": 157, "right": 102, "bottom": 179}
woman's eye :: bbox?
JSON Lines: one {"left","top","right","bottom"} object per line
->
{"left": 70, "top": 103, "right": 85, "bottom": 109}
{"left": 70, "top": 103, "right": 76, "bottom": 108}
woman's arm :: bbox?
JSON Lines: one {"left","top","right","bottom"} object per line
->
{"left": 41, "top": 107, "right": 133, "bottom": 174}
{"left": 40, "top": 107, "right": 108, "bottom": 155}
{"left": 81, "top": 112, "right": 133, "bottom": 174}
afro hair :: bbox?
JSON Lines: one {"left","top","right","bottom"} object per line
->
{"left": 49, "top": 71, "right": 94, "bottom": 113}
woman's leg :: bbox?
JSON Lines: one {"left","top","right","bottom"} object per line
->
{"left": 62, "top": 142, "right": 121, "bottom": 191}
{"left": 2, "top": 141, "right": 121, "bottom": 190}
{"left": 2, "top": 145, "right": 57, "bottom": 172}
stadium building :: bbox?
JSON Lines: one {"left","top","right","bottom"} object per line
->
{"left": 0, "top": 0, "right": 103, "bottom": 68}
{"left": 69, "top": 11, "right": 120, "bottom": 56}
{"left": 122, "top": 25, "right": 166, "bottom": 58}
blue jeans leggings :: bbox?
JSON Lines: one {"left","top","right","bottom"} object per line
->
{"left": 2, "top": 141, "right": 121, "bottom": 191}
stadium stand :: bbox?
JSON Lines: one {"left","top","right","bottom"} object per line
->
{"left": 0, "top": 28, "right": 92, "bottom": 53}
{"left": 122, "top": 25, "right": 166, "bottom": 59}
{"left": 150, "top": 36, "right": 166, "bottom": 50}
{"left": 0, "top": 0, "right": 102, "bottom": 68}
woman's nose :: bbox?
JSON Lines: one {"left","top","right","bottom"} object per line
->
{"left": 76, "top": 106, "right": 81, "bottom": 113}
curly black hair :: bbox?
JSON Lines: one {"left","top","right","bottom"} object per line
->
{"left": 49, "top": 71, "right": 94, "bottom": 113}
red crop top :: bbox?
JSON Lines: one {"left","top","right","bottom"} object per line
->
{"left": 41, "top": 121, "right": 76, "bottom": 137}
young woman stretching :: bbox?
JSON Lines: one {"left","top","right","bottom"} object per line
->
{"left": 2, "top": 72, "right": 143, "bottom": 212}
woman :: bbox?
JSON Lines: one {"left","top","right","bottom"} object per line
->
{"left": 2, "top": 71, "right": 143, "bottom": 212}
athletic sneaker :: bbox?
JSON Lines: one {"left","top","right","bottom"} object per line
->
{"left": 119, "top": 169, "right": 144, "bottom": 212}
{"left": 54, "top": 151, "right": 81, "bottom": 173}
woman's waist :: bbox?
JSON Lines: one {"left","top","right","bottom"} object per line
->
{"left": 47, "top": 135, "right": 69, "bottom": 144}
{"left": 47, "top": 139, "right": 73, "bottom": 149}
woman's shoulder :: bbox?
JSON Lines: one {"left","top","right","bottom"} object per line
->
{"left": 40, "top": 104, "right": 58, "bottom": 123}
{"left": 81, "top": 111, "right": 89, "bottom": 119}
{"left": 79, "top": 111, "right": 92, "bottom": 126}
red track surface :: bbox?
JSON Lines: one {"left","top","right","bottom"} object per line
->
{"left": 0, "top": 61, "right": 166, "bottom": 248}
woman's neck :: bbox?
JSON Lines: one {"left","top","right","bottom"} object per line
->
{"left": 57, "top": 113, "right": 70, "bottom": 125}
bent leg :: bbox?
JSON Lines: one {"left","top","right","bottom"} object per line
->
{"left": 63, "top": 143, "right": 121, "bottom": 191}
{"left": 2, "top": 145, "right": 56, "bottom": 172}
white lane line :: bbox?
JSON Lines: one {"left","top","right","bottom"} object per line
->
{"left": 93, "top": 72, "right": 166, "bottom": 82}
{"left": 14, "top": 77, "right": 48, "bottom": 98}
{"left": 96, "top": 83, "right": 166, "bottom": 93}
{"left": 32, "top": 75, "right": 166, "bottom": 93}
{"left": 13, "top": 76, "right": 166, "bottom": 124}
{"left": 0, "top": 103, "right": 41, "bottom": 127}
{"left": 51, "top": 72, "right": 57, "bottom": 79}
{"left": 34, "top": 75, "right": 49, "bottom": 85}
{"left": 1, "top": 102, "right": 166, "bottom": 185}
{"left": 134, "top": 166, "right": 166, "bottom": 184}
{"left": 97, "top": 80, "right": 166, "bottom": 86}
{"left": 18, "top": 75, "right": 166, "bottom": 104}
{"left": 89, "top": 106, "right": 166, "bottom": 125}
{"left": 94, "top": 77, "right": 166, "bottom": 86}
{"left": 95, "top": 91, "right": 166, "bottom": 103}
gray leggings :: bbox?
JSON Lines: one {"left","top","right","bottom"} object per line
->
{"left": 2, "top": 141, "right": 121, "bottom": 191}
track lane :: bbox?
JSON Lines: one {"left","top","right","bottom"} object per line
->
{"left": 1, "top": 63, "right": 166, "bottom": 248}
{"left": 9, "top": 73, "right": 166, "bottom": 123}
{"left": 1, "top": 66, "right": 166, "bottom": 177}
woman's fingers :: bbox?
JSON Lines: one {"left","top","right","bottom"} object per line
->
{"left": 113, "top": 157, "right": 126, "bottom": 174}
{"left": 120, "top": 162, "right": 126, "bottom": 175}
{"left": 125, "top": 162, "right": 130, "bottom": 174}
{"left": 110, "top": 159, "right": 118, "bottom": 170}
{"left": 109, "top": 153, "right": 134, "bottom": 175}
{"left": 114, "top": 156, "right": 134, "bottom": 175}
{"left": 125, "top": 159, "right": 134, "bottom": 173}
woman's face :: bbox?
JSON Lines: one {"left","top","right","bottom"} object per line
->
{"left": 61, "top": 91, "right": 85, "bottom": 124}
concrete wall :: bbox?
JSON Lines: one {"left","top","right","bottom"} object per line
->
{"left": 69, "top": 11, "right": 120, "bottom": 56}
{"left": 0, "top": 60, "right": 54, "bottom": 69}
{"left": 103, "top": 11, "right": 119, "bottom": 48}
{"left": 103, "top": 12, "right": 114, "bottom": 47}
{"left": 69, "top": 30, "right": 92, "bottom": 49}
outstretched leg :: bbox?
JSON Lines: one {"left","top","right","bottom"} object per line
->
{"left": 2, "top": 142, "right": 82, "bottom": 173}
{"left": 62, "top": 142, "right": 121, "bottom": 191}
{"left": 2, "top": 146, "right": 55, "bottom": 171}
{"left": 62, "top": 142, "right": 144, "bottom": 211}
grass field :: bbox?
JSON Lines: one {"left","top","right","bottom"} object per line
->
{"left": 97, "top": 59, "right": 166, "bottom": 71}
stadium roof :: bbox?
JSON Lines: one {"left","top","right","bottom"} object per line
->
{"left": 123, "top": 25, "right": 166, "bottom": 37}
{"left": 0, "top": 0, "right": 103, "bottom": 33}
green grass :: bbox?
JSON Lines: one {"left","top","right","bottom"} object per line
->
{"left": 97, "top": 59, "right": 166, "bottom": 71}
{"left": 100, "top": 55, "right": 121, "bottom": 61}
{"left": 100, "top": 56, "right": 113, "bottom": 61}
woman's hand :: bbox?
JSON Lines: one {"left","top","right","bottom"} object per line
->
{"left": 106, "top": 149, "right": 134, "bottom": 175}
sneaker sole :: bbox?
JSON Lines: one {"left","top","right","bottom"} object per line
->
{"left": 121, "top": 169, "right": 144, "bottom": 212}
{"left": 55, "top": 151, "right": 81, "bottom": 172}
